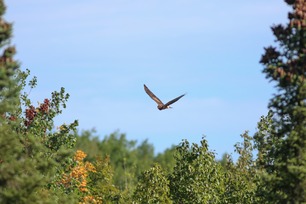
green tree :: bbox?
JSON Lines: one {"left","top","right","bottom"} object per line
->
{"left": 0, "top": 1, "right": 55, "bottom": 202}
{"left": 257, "top": 0, "right": 306, "bottom": 202}
{"left": 133, "top": 139, "right": 155, "bottom": 179}
{"left": 169, "top": 138, "right": 225, "bottom": 203}
{"left": 99, "top": 131, "right": 137, "bottom": 190}
{"left": 74, "top": 129, "right": 101, "bottom": 161}
{"left": 223, "top": 132, "right": 259, "bottom": 204}
{"left": 133, "top": 164, "right": 172, "bottom": 204}
{"left": 154, "top": 146, "right": 176, "bottom": 173}
{"left": 0, "top": 1, "right": 79, "bottom": 202}
{"left": 0, "top": 0, "right": 20, "bottom": 116}
{"left": 88, "top": 155, "right": 121, "bottom": 203}
{"left": 75, "top": 130, "right": 157, "bottom": 192}
{"left": 0, "top": 74, "right": 78, "bottom": 203}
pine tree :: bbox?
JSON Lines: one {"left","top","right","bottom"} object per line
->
{"left": 0, "top": 1, "right": 52, "bottom": 202}
{"left": 257, "top": 0, "right": 306, "bottom": 202}
{"left": 0, "top": 1, "right": 79, "bottom": 202}
{"left": 0, "top": 0, "right": 19, "bottom": 114}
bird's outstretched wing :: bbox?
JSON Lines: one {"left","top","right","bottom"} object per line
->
{"left": 164, "top": 94, "right": 185, "bottom": 107}
{"left": 144, "top": 84, "right": 164, "bottom": 106}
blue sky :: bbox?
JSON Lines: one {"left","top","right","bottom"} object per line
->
{"left": 6, "top": 1, "right": 290, "bottom": 159}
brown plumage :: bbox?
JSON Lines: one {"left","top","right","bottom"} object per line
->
{"left": 144, "top": 84, "right": 185, "bottom": 110}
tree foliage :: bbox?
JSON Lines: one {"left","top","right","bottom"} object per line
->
{"left": 75, "top": 130, "right": 161, "bottom": 191}
{"left": 0, "top": 1, "right": 79, "bottom": 202}
{"left": 169, "top": 138, "right": 225, "bottom": 203}
{"left": 0, "top": 2, "right": 61, "bottom": 203}
{"left": 224, "top": 132, "right": 259, "bottom": 204}
{"left": 133, "top": 164, "right": 172, "bottom": 204}
{"left": 257, "top": 0, "right": 306, "bottom": 202}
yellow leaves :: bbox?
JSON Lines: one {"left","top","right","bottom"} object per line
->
{"left": 85, "top": 162, "right": 96, "bottom": 173}
{"left": 74, "top": 150, "right": 87, "bottom": 162}
{"left": 81, "top": 195, "right": 99, "bottom": 204}
{"left": 60, "top": 150, "right": 98, "bottom": 201}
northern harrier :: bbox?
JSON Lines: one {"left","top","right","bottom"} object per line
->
{"left": 144, "top": 84, "right": 185, "bottom": 110}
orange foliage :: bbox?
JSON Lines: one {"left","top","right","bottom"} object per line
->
{"left": 60, "top": 150, "right": 98, "bottom": 203}
{"left": 81, "top": 195, "right": 99, "bottom": 204}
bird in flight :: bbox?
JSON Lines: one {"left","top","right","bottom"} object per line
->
{"left": 144, "top": 84, "right": 185, "bottom": 110}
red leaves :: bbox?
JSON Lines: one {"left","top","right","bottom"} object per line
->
{"left": 39, "top": 99, "right": 50, "bottom": 114}
{"left": 24, "top": 105, "right": 36, "bottom": 127}
{"left": 24, "top": 98, "right": 50, "bottom": 127}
